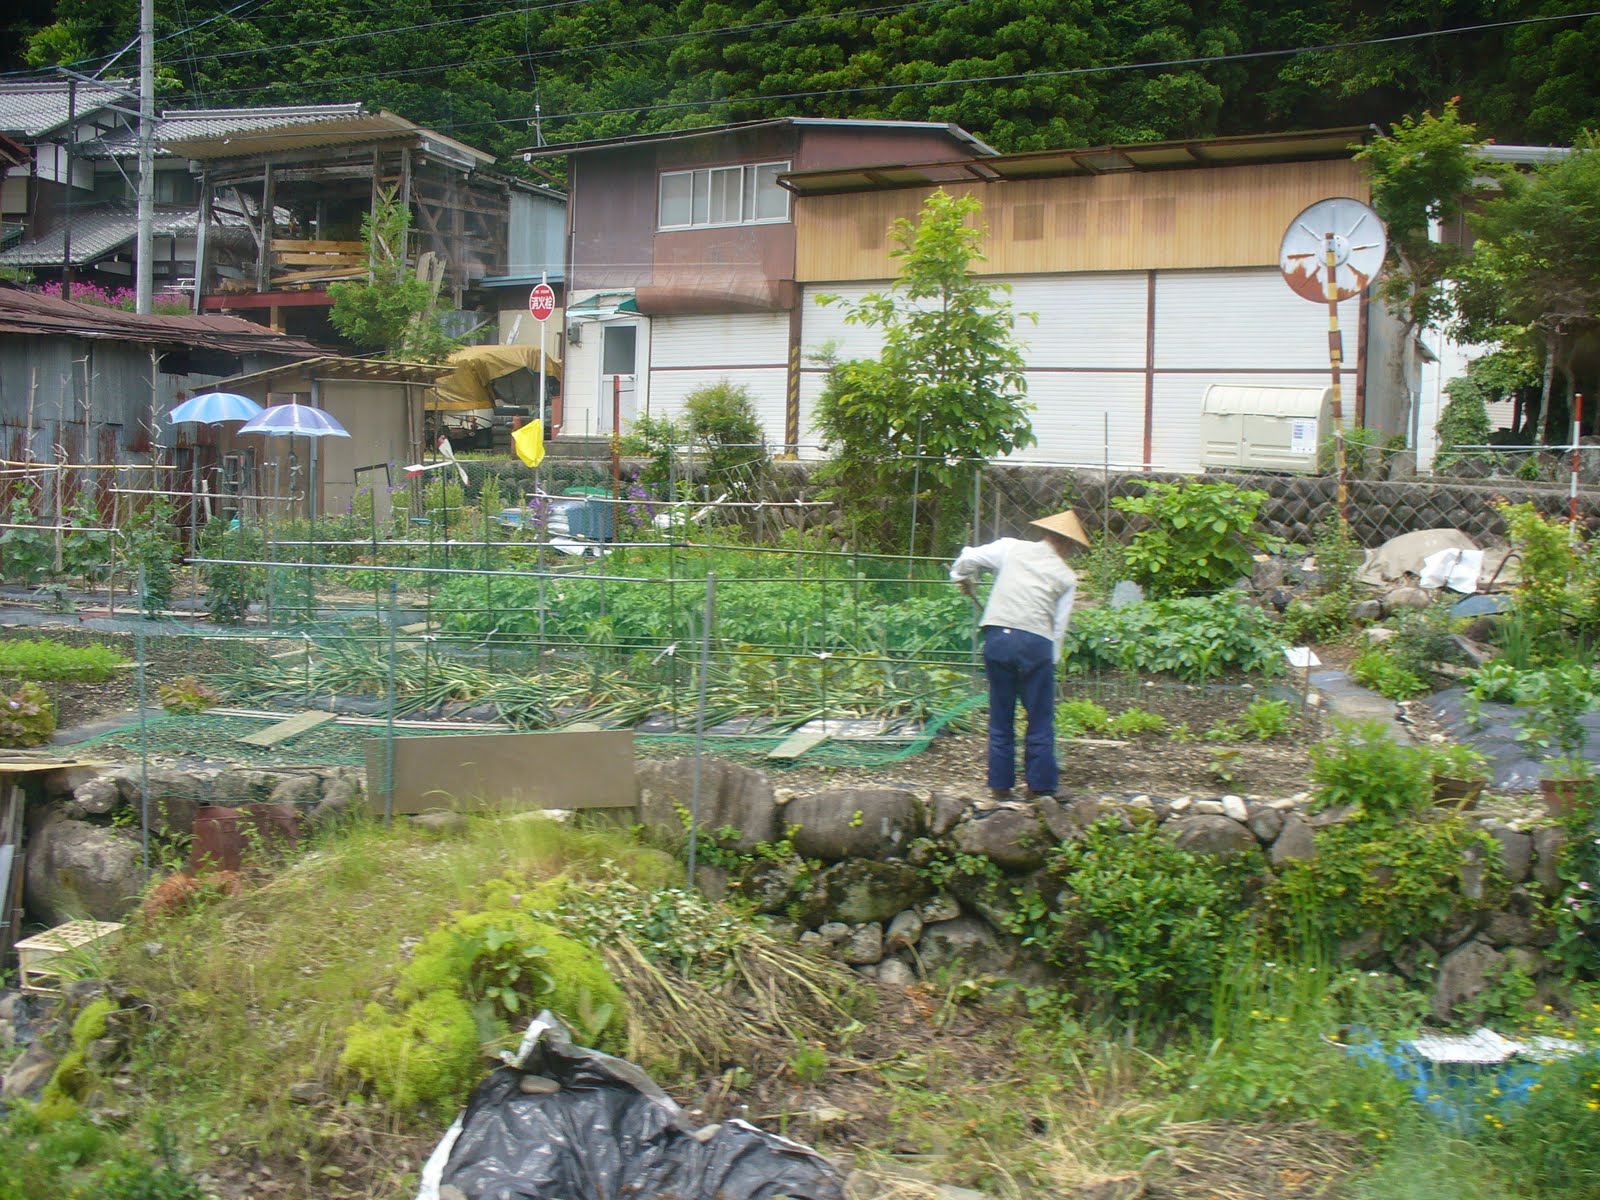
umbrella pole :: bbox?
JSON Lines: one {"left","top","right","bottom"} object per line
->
{"left": 308, "top": 434, "right": 317, "bottom": 621}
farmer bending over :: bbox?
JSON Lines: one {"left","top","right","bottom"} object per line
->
{"left": 949, "top": 510, "right": 1090, "bottom": 800}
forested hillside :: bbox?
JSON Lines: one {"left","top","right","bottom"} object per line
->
{"left": 9, "top": 0, "right": 1600, "bottom": 160}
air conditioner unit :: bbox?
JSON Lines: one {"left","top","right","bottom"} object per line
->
{"left": 566, "top": 323, "right": 582, "bottom": 345}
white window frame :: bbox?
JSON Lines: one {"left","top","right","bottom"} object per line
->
{"left": 657, "top": 161, "right": 791, "bottom": 231}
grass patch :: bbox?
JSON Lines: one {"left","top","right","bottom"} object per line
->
{"left": 0, "top": 637, "right": 128, "bottom": 681}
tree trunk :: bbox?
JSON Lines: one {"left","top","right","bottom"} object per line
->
{"left": 1537, "top": 335, "right": 1556, "bottom": 445}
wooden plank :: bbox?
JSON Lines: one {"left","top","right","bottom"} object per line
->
{"left": 0, "top": 780, "right": 22, "bottom": 969}
{"left": 273, "top": 253, "right": 364, "bottom": 267}
{"left": 767, "top": 726, "right": 831, "bottom": 761}
{"left": 271, "top": 266, "right": 366, "bottom": 284}
{"left": 366, "top": 729, "right": 635, "bottom": 815}
{"left": 238, "top": 709, "right": 337, "bottom": 747}
{"left": 271, "top": 238, "right": 364, "bottom": 252}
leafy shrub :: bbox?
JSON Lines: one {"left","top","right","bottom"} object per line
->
{"left": 1269, "top": 813, "right": 1504, "bottom": 947}
{"left": 1111, "top": 479, "right": 1269, "bottom": 597}
{"left": 1062, "top": 594, "right": 1283, "bottom": 682}
{"left": 682, "top": 380, "right": 769, "bottom": 498}
{"left": 1498, "top": 501, "right": 1600, "bottom": 649}
{"left": 0, "top": 638, "right": 126, "bottom": 681}
{"left": 0, "top": 681, "right": 55, "bottom": 747}
{"left": 548, "top": 877, "right": 754, "bottom": 981}
{"left": 0, "top": 483, "right": 53, "bottom": 584}
{"left": 1490, "top": 1044, "right": 1600, "bottom": 1198}
{"left": 1434, "top": 373, "right": 1495, "bottom": 470}
{"left": 1308, "top": 719, "right": 1433, "bottom": 818}
{"left": 1043, "top": 819, "right": 1255, "bottom": 1022}
{"left": 1348, "top": 644, "right": 1430, "bottom": 699}
{"left": 1281, "top": 592, "right": 1354, "bottom": 644}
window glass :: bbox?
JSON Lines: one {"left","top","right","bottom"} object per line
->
{"left": 708, "top": 166, "right": 743, "bottom": 225}
{"left": 601, "top": 324, "right": 637, "bottom": 376}
{"left": 753, "top": 163, "right": 788, "bottom": 221}
{"left": 691, "top": 169, "right": 709, "bottom": 225}
{"left": 659, "top": 171, "right": 692, "bottom": 227}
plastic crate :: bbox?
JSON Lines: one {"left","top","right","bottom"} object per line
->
{"left": 16, "top": 920, "right": 123, "bottom": 994}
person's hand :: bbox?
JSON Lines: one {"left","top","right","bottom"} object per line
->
{"left": 957, "top": 577, "right": 977, "bottom": 599}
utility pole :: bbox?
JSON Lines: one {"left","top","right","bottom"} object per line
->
{"left": 135, "top": 0, "right": 155, "bottom": 314}
{"left": 61, "top": 74, "right": 75, "bottom": 297}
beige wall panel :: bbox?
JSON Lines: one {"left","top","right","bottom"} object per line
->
{"left": 796, "top": 160, "right": 1370, "bottom": 282}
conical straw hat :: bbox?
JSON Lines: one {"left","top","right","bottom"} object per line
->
{"left": 1029, "top": 509, "right": 1091, "bottom": 547}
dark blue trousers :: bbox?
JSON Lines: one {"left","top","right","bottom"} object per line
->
{"left": 982, "top": 626, "right": 1057, "bottom": 795}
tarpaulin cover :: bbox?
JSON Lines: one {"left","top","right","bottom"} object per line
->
{"left": 433, "top": 346, "right": 560, "bottom": 412}
{"left": 416, "top": 1014, "right": 844, "bottom": 1200}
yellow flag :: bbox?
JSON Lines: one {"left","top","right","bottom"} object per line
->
{"left": 512, "top": 420, "right": 545, "bottom": 468}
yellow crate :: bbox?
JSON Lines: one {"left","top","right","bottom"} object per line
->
{"left": 14, "top": 920, "right": 123, "bottom": 995}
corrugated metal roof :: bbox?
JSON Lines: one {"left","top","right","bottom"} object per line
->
{"left": 0, "top": 205, "right": 198, "bottom": 267}
{"left": 0, "top": 285, "right": 321, "bottom": 357}
{"left": 519, "top": 116, "right": 997, "bottom": 159}
{"left": 212, "top": 356, "right": 452, "bottom": 389}
{"left": 781, "top": 126, "right": 1376, "bottom": 196}
{"left": 0, "top": 79, "right": 135, "bottom": 137}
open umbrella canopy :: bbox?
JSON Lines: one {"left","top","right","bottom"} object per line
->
{"left": 168, "top": 392, "right": 264, "bottom": 425}
{"left": 238, "top": 402, "right": 351, "bottom": 438}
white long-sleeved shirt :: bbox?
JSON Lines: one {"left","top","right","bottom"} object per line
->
{"left": 950, "top": 537, "right": 1078, "bottom": 661}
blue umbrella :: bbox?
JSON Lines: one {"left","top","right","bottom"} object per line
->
{"left": 238, "top": 402, "right": 351, "bottom": 439}
{"left": 168, "top": 392, "right": 264, "bottom": 425}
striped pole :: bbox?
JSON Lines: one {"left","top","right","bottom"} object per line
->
{"left": 1572, "top": 392, "right": 1584, "bottom": 532}
{"left": 1324, "top": 234, "right": 1349, "bottom": 522}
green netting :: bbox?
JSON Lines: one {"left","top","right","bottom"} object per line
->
{"left": 59, "top": 694, "right": 987, "bottom": 771}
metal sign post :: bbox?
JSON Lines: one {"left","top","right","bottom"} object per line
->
{"left": 530, "top": 275, "right": 555, "bottom": 503}
{"left": 1279, "top": 198, "right": 1387, "bottom": 525}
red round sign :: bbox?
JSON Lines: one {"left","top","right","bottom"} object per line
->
{"left": 528, "top": 283, "right": 556, "bottom": 321}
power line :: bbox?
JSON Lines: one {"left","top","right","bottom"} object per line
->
{"left": 99, "top": 5, "right": 1600, "bottom": 153}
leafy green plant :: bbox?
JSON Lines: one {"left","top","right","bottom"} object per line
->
{"left": 1106, "top": 707, "right": 1166, "bottom": 737}
{"left": 1349, "top": 643, "right": 1430, "bottom": 700}
{"left": 682, "top": 380, "right": 769, "bottom": 499}
{"left": 120, "top": 500, "right": 178, "bottom": 616}
{"left": 1268, "top": 813, "right": 1504, "bottom": 948}
{"left": 1514, "top": 663, "right": 1597, "bottom": 759}
{"left": 1240, "top": 697, "right": 1293, "bottom": 740}
{"left": 157, "top": 676, "right": 219, "bottom": 715}
{"left": 788, "top": 1043, "right": 830, "bottom": 1084}
{"left": 1062, "top": 594, "right": 1283, "bottom": 682}
{"left": 0, "top": 681, "right": 55, "bottom": 747}
{"left": 1281, "top": 592, "right": 1355, "bottom": 644}
{"left": 1308, "top": 719, "right": 1433, "bottom": 818}
{"left": 1111, "top": 479, "right": 1270, "bottom": 597}
{"left": 1056, "top": 698, "right": 1110, "bottom": 736}
{"left": 198, "top": 521, "right": 262, "bottom": 625}
{"left": 1208, "top": 746, "right": 1242, "bottom": 786}
{"left": 0, "top": 638, "right": 126, "bottom": 681}
{"left": 1427, "top": 741, "right": 1490, "bottom": 780}
{"left": 0, "top": 483, "right": 53, "bottom": 584}
{"left": 328, "top": 187, "right": 461, "bottom": 361}
{"left": 1498, "top": 501, "right": 1599, "bottom": 650}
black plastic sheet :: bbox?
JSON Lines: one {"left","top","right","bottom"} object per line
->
{"left": 419, "top": 1015, "right": 844, "bottom": 1200}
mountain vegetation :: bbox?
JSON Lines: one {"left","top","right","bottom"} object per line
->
{"left": 11, "top": 0, "right": 1600, "bottom": 162}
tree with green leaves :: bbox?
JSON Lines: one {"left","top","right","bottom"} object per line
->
{"left": 814, "top": 189, "right": 1034, "bottom": 555}
{"left": 1454, "top": 138, "right": 1600, "bottom": 443}
{"left": 327, "top": 188, "right": 459, "bottom": 362}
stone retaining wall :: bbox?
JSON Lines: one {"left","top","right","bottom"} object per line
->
{"left": 638, "top": 758, "right": 1567, "bottom": 1022}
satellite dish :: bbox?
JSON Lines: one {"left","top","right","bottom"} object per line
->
{"left": 1279, "top": 197, "right": 1388, "bottom": 303}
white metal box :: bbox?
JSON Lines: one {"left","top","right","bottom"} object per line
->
{"left": 1199, "top": 384, "right": 1333, "bottom": 474}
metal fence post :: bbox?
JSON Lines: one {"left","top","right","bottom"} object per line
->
{"left": 135, "top": 566, "right": 150, "bottom": 875}
{"left": 687, "top": 571, "right": 715, "bottom": 888}
{"left": 385, "top": 579, "right": 398, "bottom": 827}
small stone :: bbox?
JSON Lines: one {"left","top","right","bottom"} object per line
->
{"left": 1247, "top": 806, "right": 1284, "bottom": 843}
{"left": 72, "top": 777, "right": 124, "bottom": 816}
{"left": 1128, "top": 794, "right": 1151, "bottom": 806}
{"left": 1221, "top": 795, "right": 1249, "bottom": 823}
{"left": 517, "top": 1074, "right": 561, "bottom": 1095}
{"left": 409, "top": 811, "right": 469, "bottom": 836}
{"left": 1531, "top": 828, "right": 1565, "bottom": 899}
{"left": 1432, "top": 938, "right": 1506, "bottom": 1021}
{"left": 1358, "top": 613, "right": 1392, "bottom": 634}
{"left": 1169, "top": 797, "right": 1192, "bottom": 813}
{"left": 1194, "top": 799, "right": 1225, "bottom": 816}
{"left": 809, "top": 1104, "right": 851, "bottom": 1125}
{"left": 1384, "top": 586, "right": 1434, "bottom": 613}
{"left": 916, "top": 893, "right": 962, "bottom": 924}
{"left": 1269, "top": 813, "right": 1317, "bottom": 865}
{"left": 885, "top": 910, "right": 924, "bottom": 953}
{"left": 1268, "top": 796, "right": 1300, "bottom": 811}
{"left": 877, "top": 957, "right": 917, "bottom": 986}
{"left": 817, "top": 922, "right": 852, "bottom": 946}
{"left": 288, "top": 1081, "right": 322, "bottom": 1105}
{"left": 798, "top": 931, "right": 825, "bottom": 949}
{"left": 842, "top": 923, "right": 884, "bottom": 966}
